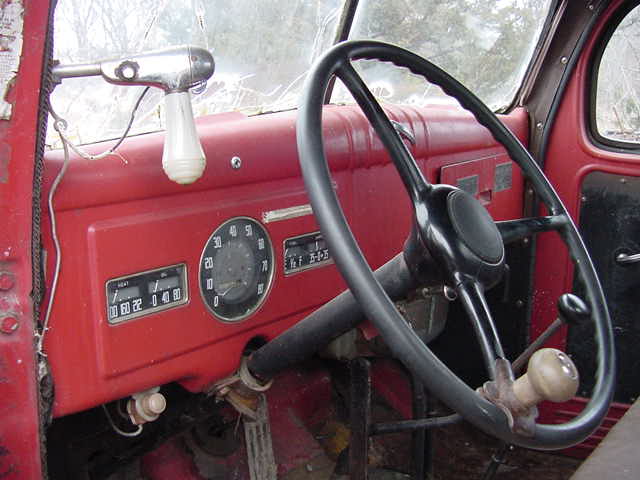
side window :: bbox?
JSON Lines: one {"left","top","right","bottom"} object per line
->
{"left": 594, "top": 4, "right": 640, "bottom": 145}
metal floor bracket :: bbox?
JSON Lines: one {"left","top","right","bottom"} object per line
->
{"left": 244, "top": 393, "right": 277, "bottom": 480}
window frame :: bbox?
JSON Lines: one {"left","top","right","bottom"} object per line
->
{"left": 589, "top": 0, "right": 640, "bottom": 152}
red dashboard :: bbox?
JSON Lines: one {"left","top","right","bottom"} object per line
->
{"left": 41, "top": 104, "right": 528, "bottom": 418}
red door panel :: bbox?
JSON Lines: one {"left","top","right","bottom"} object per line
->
{"left": 533, "top": 0, "right": 639, "bottom": 457}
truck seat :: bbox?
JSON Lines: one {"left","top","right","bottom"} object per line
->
{"left": 571, "top": 398, "right": 640, "bottom": 479}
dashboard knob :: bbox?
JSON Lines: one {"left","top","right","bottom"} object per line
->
{"left": 513, "top": 348, "right": 579, "bottom": 408}
{"left": 128, "top": 388, "right": 167, "bottom": 424}
{"left": 141, "top": 392, "right": 167, "bottom": 417}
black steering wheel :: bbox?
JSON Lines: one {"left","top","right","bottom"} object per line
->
{"left": 295, "top": 40, "right": 615, "bottom": 449}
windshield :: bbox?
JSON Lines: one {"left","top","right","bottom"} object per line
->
{"left": 337, "top": 0, "right": 553, "bottom": 110}
{"left": 48, "top": 0, "right": 553, "bottom": 148}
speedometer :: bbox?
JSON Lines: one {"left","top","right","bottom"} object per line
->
{"left": 199, "top": 217, "right": 274, "bottom": 322}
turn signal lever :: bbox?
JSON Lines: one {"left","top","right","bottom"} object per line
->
{"left": 52, "top": 45, "right": 215, "bottom": 184}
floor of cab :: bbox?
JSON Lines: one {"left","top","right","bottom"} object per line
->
{"left": 106, "top": 421, "right": 580, "bottom": 480}
{"left": 281, "top": 418, "right": 581, "bottom": 480}
{"left": 104, "top": 361, "right": 580, "bottom": 480}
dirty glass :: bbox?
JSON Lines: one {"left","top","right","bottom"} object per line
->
{"left": 48, "top": 0, "right": 344, "bottom": 147}
{"left": 333, "top": 0, "right": 554, "bottom": 110}
{"left": 49, "top": 0, "right": 553, "bottom": 147}
{"left": 595, "top": 5, "right": 640, "bottom": 144}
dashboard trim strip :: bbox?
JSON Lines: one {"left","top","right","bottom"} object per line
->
{"left": 262, "top": 204, "right": 314, "bottom": 223}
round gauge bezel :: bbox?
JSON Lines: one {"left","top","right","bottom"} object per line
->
{"left": 198, "top": 216, "right": 275, "bottom": 323}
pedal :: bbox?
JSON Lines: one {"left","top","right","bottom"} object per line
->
{"left": 244, "top": 393, "right": 277, "bottom": 480}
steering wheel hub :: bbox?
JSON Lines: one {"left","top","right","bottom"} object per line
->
{"left": 447, "top": 189, "right": 504, "bottom": 264}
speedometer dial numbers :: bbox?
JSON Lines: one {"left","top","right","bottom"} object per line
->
{"left": 199, "top": 217, "right": 274, "bottom": 322}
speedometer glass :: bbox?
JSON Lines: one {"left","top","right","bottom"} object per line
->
{"left": 199, "top": 217, "right": 274, "bottom": 322}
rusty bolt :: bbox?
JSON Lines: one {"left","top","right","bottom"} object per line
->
{"left": 0, "top": 315, "right": 19, "bottom": 334}
{"left": 0, "top": 272, "right": 14, "bottom": 291}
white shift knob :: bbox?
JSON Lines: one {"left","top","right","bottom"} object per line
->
{"left": 513, "top": 348, "right": 579, "bottom": 407}
{"left": 162, "top": 91, "right": 206, "bottom": 184}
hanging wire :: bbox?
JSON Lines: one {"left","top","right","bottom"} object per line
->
{"left": 102, "top": 404, "right": 143, "bottom": 438}
{"left": 38, "top": 111, "right": 70, "bottom": 360}
{"left": 50, "top": 86, "right": 150, "bottom": 161}
{"left": 38, "top": 86, "right": 151, "bottom": 359}
{"left": 193, "top": 0, "right": 209, "bottom": 51}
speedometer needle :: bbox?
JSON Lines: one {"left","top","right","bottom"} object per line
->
{"left": 218, "top": 279, "right": 244, "bottom": 297}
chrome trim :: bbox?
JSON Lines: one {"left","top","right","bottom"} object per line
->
{"left": 616, "top": 252, "right": 640, "bottom": 265}
{"left": 391, "top": 120, "right": 415, "bottom": 145}
{"left": 262, "top": 204, "right": 314, "bottom": 223}
{"left": 53, "top": 45, "right": 214, "bottom": 93}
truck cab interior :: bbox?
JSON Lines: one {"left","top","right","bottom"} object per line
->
{"left": 1, "top": 1, "right": 639, "bottom": 479}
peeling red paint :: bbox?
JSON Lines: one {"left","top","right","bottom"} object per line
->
{"left": 0, "top": 154, "right": 7, "bottom": 183}
{"left": 0, "top": 0, "right": 51, "bottom": 478}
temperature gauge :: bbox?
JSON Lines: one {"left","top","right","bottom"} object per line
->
{"left": 106, "top": 264, "right": 188, "bottom": 324}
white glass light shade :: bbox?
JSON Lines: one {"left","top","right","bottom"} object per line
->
{"left": 162, "top": 91, "right": 206, "bottom": 184}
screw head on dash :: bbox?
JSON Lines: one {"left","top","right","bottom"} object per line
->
{"left": 0, "top": 272, "right": 14, "bottom": 291}
{"left": 0, "top": 316, "right": 19, "bottom": 334}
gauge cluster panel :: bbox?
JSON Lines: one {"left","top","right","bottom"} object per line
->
{"left": 106, "top": 264, "right": 188, "bottom": 324}
{"left": 199, "top": 217, "right": 274, "bottom": 322}
{"left": 103, "top": 218, "right": 331, "bottom": 327}
{"left": 284, "top": 232, "right": 332, "bottom": 275}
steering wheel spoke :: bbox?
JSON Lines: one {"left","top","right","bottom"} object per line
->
{"left": 336, "top": 61, "right": 431, "bottom": 203}
{"left": 497, "top": 215, "right": 568, "bottom": 244}
{"left": 455, "top": 275, "right": 510, "bottom": 380}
